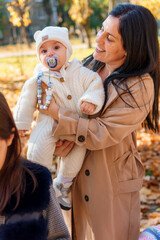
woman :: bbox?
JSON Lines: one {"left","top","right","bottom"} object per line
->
{"left": 40, "top": 3, "right": 160, "bottom": 240}
{"left": 0, "top": 92, "right": 70, "bottom": 240}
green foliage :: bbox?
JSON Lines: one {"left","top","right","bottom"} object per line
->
{"left": 57, "top": 0, "right": 74, "bottom": 27}
{"left": 90, "top": 0, "right": 108, "bottom": 31}
{"left": 56, "top": 0, "right": 109, "bottom": 31}
{"left": 0, "top": 0, "right": 9, "bottom": 31}
{"left": 145, "top": 169, "right": 153, "bottom": 176}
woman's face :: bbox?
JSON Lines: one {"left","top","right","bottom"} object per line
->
{"left": 0, "top": 134, "right": 14, "bottom": 170}
{"left": 93, "top": 15, "right": 127, "bottom": 68}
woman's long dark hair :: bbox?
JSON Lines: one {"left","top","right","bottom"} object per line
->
{"left": 0, "top": 92, "right": 37, "bottom": 213}
{"left": 84, "top": 4, "right": 160, "bottom": 132}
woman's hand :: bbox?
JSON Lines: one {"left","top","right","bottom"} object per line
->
{"left": 54, "top": 140, "right": 75, "bottom": 157}
{"left": 38, "top": 82, "right": 59, "bottom": 121}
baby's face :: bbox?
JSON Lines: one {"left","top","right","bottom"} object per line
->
{"left": 39, "top": 40, "right": 67, "bottom": 72}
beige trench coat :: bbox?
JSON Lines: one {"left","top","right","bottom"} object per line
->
{"left": 53, "top": 73, "right": 154, "bottom": 240}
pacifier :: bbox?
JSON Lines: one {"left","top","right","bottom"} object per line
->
{"left": 46, "top": 55, "right": 58, "bottom": 68}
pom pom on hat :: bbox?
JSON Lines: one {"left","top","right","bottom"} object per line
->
{"left": 34, "top": 26, "right": 73, "bottom": 62}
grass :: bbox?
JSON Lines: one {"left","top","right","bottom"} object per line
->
{"left": 0, "top": 37, "right": 95, "bottom": 82}
{"left": 0, "top": 35, "right": 96, "bottom": 53}
{"left": 0, "top": 55, "right": 38, "bottom": 80}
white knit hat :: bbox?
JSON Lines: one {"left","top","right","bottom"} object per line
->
{"left": 34, "top": 26, "right": 73, "bottom": 63}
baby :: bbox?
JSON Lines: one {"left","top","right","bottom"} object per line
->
{"left": 14, "top": 26, "right": 104, "bottom": 210}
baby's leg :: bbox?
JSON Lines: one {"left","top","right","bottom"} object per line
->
{"left": 27, "top": 116, "right": 57, "bottom": 170}
{"left": 53, "top": 145, "right": 86, "bottom": 210}
{"left": 60, "top": 144, "right": 86, "bottom": 178}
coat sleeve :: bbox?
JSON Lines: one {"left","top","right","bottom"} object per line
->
{"left": 53, "top": 75, "right": 154, "bottom": 150}
{"left": 77, "top": 66, "right": 105, "bottom": 114}
{"left": 13, "top": 77, "right": 37, "bottom": 130}
{"left": 44, "top": 185, "right": 70, "bottom": 240}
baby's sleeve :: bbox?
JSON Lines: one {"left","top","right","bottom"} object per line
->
{"left": 77, "top": 67, "right": 105, "bottom": 115}
{"left": 13, "top": 77, "right": 38, "bottom": 130}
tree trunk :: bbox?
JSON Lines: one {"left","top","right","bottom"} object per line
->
{"left": 81, "top": 22, "right": 92, "bottom": 48}
{"left": 42, "top": 0, "right": 53, "bottom": 25}
{"left": 21, "top": 25, "right": 31, "bottom": 48}
{"left": 77, "top": 24, "right": 85, "bottom": 43}
{"left": 47, "top": 14, "right": 52, "bottom": 25}
{"left": 10, "top": 26, "right": 17, "bottom": 44}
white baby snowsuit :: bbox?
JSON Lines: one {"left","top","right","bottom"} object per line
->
{"left": 14, "top": 58, "right": 104, "bottom": 178}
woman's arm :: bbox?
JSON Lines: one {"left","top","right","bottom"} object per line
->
{"left": 40, "top": 81, "right": 59, "bottom": 121}
{"left": 41, "top": 75, "right": 154, "bottom": 151}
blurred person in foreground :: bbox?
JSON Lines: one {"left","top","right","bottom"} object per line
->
{"left": 0, "top": 92, "right": 70, "bottom": 240}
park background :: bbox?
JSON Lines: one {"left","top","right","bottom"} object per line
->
{"left": 0, "top": 0, "right": 160, "bottom": 234}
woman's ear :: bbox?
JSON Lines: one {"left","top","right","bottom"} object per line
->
{"left": 7, "top": 128, "right": 15, "bottom": 147}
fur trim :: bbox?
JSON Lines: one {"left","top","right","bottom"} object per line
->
{"left": 3, "top": 159, "right": 52, "bottom": 215}
{"left": 0, "top": 217, "right": 47, "bottom": 240}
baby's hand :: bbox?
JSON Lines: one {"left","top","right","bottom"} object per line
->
{"left": 19, "top": 130, "right": 27, "bottom": 137}
{"left": 81, "top": 101, "right": 96, "bottom": 114}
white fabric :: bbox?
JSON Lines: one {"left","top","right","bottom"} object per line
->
{"left": 14, "top": 58, "right": 104, "bottom": 175}
{"left": 34, "top": 26, "right": 72, "bottom": 62}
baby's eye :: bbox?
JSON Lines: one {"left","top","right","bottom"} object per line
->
{"left": 54, "top": 45, "right": 59, "bottom": 50}
{"left": 41, "top": 49, "right": 47, "bottom": 53}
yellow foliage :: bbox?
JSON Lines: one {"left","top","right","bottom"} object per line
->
{"left": 131, "top": 0, "right": 160, "bottom": 19}
{"left": 69, "top": 0, "right": 93, "bottom": 24}
{"left": 23, "top": 12, "right": 31, "bottom": 26}
{"left": 18, "top": 0, "right": 25, "bottom": 6}
{"left": 6, "top": 0, "right": 31, "bottom": 27}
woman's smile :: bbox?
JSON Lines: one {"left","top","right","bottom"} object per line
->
{"left": 95, "top": 46, "right": 105, "bottom": 53}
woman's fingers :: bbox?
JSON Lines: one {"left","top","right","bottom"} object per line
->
{"left": 56, "top": 140, "right": 64, "bottom": 147}
{"left": 38, "top": 87, "right": 59, "bottom": 120}
{"left": 41, "top": 81, "right": 48, "bottom": 90}
{"left": 54, "top": 140, "right": 75, "bottom": 157}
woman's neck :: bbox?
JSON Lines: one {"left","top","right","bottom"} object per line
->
{"left": 98, "top": 62, "right": 122, "bottom": 83}
{"left": 98, "top": 65, "right": 113, "bottom": 83}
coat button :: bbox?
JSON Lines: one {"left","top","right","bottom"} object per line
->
{"left": 84, "top": 195, "right": 89, "bottom": 202}
{"left": 78, "top": 135, "right": 85, "bottom": 142}
{"left": 85, "top": 169, "right": 90, "bottom": 176}
{"left": 60, "top": 77, "right": 64, "bottom": 82}
{"left": 67, "top": 95, "right": 72, "bottom": 100}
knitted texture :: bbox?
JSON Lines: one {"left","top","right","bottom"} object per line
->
{"left": 14, "top": 59, "right": 104, "bottom": 172}
{"left": 139, "top": 225, "right": 160, "bottom": 240}
{"left": 34, "top": 26, "right": 73, "bottom": 62}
